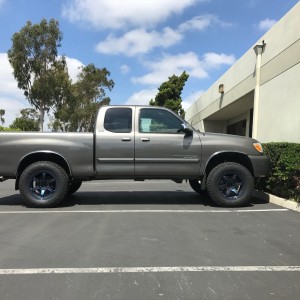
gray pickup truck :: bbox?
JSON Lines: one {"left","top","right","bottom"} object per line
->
{"left": 0, "top": 105, "right": 269, "bottom": 208}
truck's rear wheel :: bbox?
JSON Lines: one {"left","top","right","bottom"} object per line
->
{"left": 189, "top": 179, "right": 207, "bottom": 196}
{"left": 69, "top": 180, "right": 82, "bottom": 194}
{"left": 206, "top": 162, "right": 253, "bottom": 207}
{"left": 19, "top": 161, "right": 69, "bottom": 208}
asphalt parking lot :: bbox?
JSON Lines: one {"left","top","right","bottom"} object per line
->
{"left": 0, "top": 180, "right": 299, "bottom": 300}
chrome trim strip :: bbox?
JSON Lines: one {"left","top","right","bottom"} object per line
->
{"left": 97, "top": 158, "right": 134, "bottom": 163}
{"left": 135, "top": 158, "right": 200, "bottom": 163}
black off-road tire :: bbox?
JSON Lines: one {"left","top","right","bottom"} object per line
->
{"left": 189, "top": 179, "right": 207, "bottom": 197}
{"left": 19, "top": 161, "right": 69, "bottom": 208}
{"left": 206, "top": 162, "right": 254, "bottom": 207}
{"left": 69, "top": 180, "right": 82, "bottom": 195}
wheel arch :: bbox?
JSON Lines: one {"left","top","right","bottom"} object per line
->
{"left": 15, "top": 151, "right": 72, "bottom": 190}
{"left": 204, "top": 151, "right": 254, "bottom": 178}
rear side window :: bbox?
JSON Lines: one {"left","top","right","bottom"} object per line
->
{"left": 104, "top": 108, "right": 132, "bottom": 133}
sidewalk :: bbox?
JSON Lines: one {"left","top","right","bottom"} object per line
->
{"left": 253, "top": 190, "right": 300, "bottom": 212}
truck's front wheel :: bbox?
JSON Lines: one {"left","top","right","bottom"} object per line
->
{"left": 19, "top": 161, "right": 69, "bottom": 208}
{"left": 206, "top": 162, "right": 253, "bottom": 207}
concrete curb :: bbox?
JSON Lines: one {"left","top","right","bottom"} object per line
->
{"left": 253, "top": 190, "right": 300, "bottom": 212}
{"left": 268, "top": 194, "right": 300, "bottom": 212}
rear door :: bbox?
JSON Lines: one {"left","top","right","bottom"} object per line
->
{"left": 95, "top": 107, "right": 134, "bottom": 177}
{"left": 134, "top": 107, "right": 201, "bottom": 177}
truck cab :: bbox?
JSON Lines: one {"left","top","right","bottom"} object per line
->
{"left": 95, "top": 106, "right": 201, "bottom": 179}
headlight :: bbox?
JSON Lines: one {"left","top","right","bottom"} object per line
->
{"left": 253, "top": 142, "right": 263, "bottom": 153}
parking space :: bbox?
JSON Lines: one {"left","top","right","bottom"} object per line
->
{"left": 0, "top": 180, "right": 299, "bottom": 299}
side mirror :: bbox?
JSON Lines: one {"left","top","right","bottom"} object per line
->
{"left": 178, "top": 123, "right": 193, "bottom": 136}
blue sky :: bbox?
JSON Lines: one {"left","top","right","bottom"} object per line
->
{"left": 0, "top": 0, "right": 299, "bottom": 126}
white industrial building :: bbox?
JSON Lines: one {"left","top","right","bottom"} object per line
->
{"left": 185, "top": 2, "right": 300, "bottom": 143}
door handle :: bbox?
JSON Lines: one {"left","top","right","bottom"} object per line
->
{"left": 122, "top": 137, "right": 131, "bottom": 141}
{"left": 141, "top": 138, "right": 150, "bottom": 142}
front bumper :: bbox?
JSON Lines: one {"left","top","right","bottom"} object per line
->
{"left": 249, "top": 155, "right": 270, "bottom": 177}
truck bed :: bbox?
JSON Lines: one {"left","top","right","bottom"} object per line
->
{"left": 0, "top": 132, "right": 94, "bottom": 178}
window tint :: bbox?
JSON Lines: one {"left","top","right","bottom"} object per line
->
{"left": 104, "top": 108, "right": 132, "bottom": 133}
{"left": 139, "top": 108, "right": 182, "bottom": 134}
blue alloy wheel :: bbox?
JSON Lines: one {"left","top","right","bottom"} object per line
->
{"left": 19, "top": 161, "right": 69, "bottom": 208}
{"left": 30, "top": 171, "right": 56, "bottom": 200}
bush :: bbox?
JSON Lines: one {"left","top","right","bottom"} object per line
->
{"left": 256, "top": 143, "right": 300, "bottom": 202}
{"left": 0, "top": 126, "right": 21, "bottom": 132}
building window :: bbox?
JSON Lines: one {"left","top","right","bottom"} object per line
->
{"left": 227, "top": 119, "right": 247, "bottom": 136}
{"left": 249, "top": 108, "right": 253, "bottom": 138}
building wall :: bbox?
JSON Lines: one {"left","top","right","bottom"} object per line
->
{"left": 258, "top": 62, "right": 300, "bottom": 142}
{"left": 186, "top": 2, "right": 300, "bottom": 143}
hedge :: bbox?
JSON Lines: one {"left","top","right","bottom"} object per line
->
{"left": 0, "top": 126, "right": 21, "bottom": 132}
{"left": 256, "top": 143, "right": 300, "bottom": 202}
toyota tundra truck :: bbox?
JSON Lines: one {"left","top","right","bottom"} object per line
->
{"left": 0, "top": 106, "right": 269, "bottom": 208}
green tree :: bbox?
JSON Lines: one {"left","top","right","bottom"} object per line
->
{"left": 53, "top": 64, "right": 114, "bottom": 132}
{"left": 0, "top": 109, "right": 5, "bottom": 125}
{"left": 8, "top": 18, "right": 63, "bottom": 131}
{"left": 150, "top": 71, "right": 189, "bottom": 118}
{"left": 46, "top": 58, "right": 73, "bottom": 131}
{"left": 10, "top": 108, "right": 40, "bottom": 131}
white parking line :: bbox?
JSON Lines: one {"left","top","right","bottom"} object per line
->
{"left": 0, "top": 209, "right": 288, "bottom": 214}
{"left": 0, "top": 266, "right": 299, "bottom": 275}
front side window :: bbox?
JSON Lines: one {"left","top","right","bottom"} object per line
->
{"left": 139, "top": 108, "right": 182, "bottom": 134}
{"left": 104, "top": 108, "right": 132, "bottom": 133}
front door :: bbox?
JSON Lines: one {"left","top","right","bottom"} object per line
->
{"left": 134, "top": 107, "right": 201, "bottom": 177}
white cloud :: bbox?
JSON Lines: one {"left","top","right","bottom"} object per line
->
{"left": 178, "top": 14, "right": 232, "bottom": 32}
{"left": 96, "top": 14, "right": 232, "bottom": 57}
{"left": 0, "top": 53, "right": 26, "bottom": 125}
{"left": 258, "top": 18, "right": 276, "bottom": 31}
{"left": 62, "top": 0, "right": 201, "bottom": 29}
{"left": 132, "top": 52, "right": 235, "bottom": 86}
{"left": 65, "top": 57, "right": 84, "bottom": 82}
{"left": 202, "top": 52, "right": 236, "bottom": 68}
{"left": 125, "top": 88, "right": 157, "bottom": 105}
{"left": 120, "top": 65, "right": 130, "bottom": 74}
{"left": 0, "top": 53, "right": 23, "bottom": 97}
{"left": 96, "top": 27, "right": 182, "bottom": 56}
{"left": 132, "top": 52, "right": 206, "bottom": 85}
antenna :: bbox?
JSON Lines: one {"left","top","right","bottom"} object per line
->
{"left": 190, "top": 90, "right": 200, "bottom": 124}
{"left": 190, "top": 90, "right": 203, "bottom": 134}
